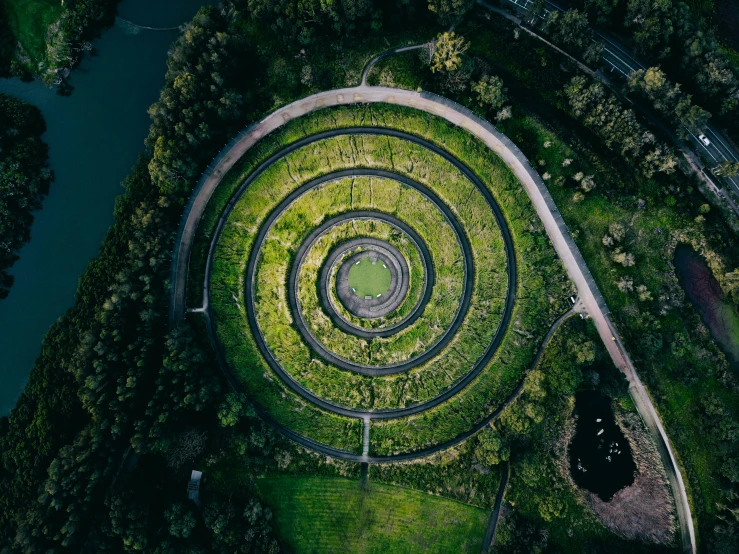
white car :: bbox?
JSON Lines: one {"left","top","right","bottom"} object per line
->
{"left": 698, "top": 134, "right": 711, "bottom": 147}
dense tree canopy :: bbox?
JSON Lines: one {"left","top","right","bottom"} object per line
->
{"left": 564, "top": 75, "right": 678, "bottom": 178}
{"left": 0, "top": 94, "right": 53, "bottom": 299}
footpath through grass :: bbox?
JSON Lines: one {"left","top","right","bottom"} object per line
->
{"left": 257, "top": 475, "right": 488, "bottom": 554}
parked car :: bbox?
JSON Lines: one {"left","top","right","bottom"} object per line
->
{"left": 698, "top": 134, "right": 711, "bottom": 146}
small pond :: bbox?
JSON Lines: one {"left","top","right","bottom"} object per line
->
{"left": 674, "top": 244, "right": 739, "bottom": 372}
{"left": 569, "top": 390, "right": 636, "bottom": 501}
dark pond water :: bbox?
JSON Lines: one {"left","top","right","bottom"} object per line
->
{"left": 674, "top": 244, "right": 739, "bottom": 372}
{"left": 569, "top": 390, "right": 636, "bottom": 501}
{"left": 0, "top": 0, "right": 210, "bottom": 415}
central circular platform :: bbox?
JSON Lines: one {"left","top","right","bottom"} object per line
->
{"left": 348, "top": 256, "right": 391, "bottom": 298}
{"left": 334, "top": 239, "right": 408, "bottom": 319}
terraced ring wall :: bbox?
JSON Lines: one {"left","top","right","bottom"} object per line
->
{"left": 333, "top": 240, "right": 408, "bottom": 319}
{"left": 313, "top": 220, "right": 431, "bottom": 335}
{"left": 206, "top": 121, "right": 522, "bottom": 455}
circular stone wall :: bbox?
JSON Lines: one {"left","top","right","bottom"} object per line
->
{"left": 205, "top": 114, "right": 535, "bottom": 458}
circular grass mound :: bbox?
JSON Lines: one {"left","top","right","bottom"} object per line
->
{"left": 200, "top": 105, "right": 571, "bottom": 457}
{"left": 347, "top": 255, "right": 392, "bottom": 299}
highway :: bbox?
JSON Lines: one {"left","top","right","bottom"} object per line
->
{"left": 495, "top": 0, "right": 739, "bottom": 198}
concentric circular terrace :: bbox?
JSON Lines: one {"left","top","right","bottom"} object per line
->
{"left": 195, "top": 106, "right": 548, "bottom": 461}
{"left": 178, "top": 99, "right": 576, "bottom": 462}
{"left": 183, "top": 100, "right": 575, "bottom": 461}
{"left": 170, "top": 85, "right": 695, "bottom": 554}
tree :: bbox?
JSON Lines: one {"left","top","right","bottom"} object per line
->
{"left": 584, "top": 0, "right": 620, "bottom": 24}
{"left": 218, "top": 393, "right": 250, "bottom": 427}
{"left": 624, "top": 0, "right": 675, "bottom": 58}
{"left": 0, "top": 94, "right": 53, "bottom": 299}
{"left": 544, "top": 9, "right": 591, "bottom": 51}
{"left": 473, "top": 428, "right": 510, "bottom": 466}
{"left": 723, "top": 268, "right": 739, "bottom": 305}
{"left": 472, "top": 75, "right": 507, "bottom": 110}
{"left": 716, "top": 161, "right": 739, "bottom": 178}
{"left": 628, "top": 67, "right": 711, "bottom": 134}
{"left": 720, "top": 457, "right": 739, "bottom": 484}
{"left": 165, "top": 503, "right": 198, "bottom": 539}
{"left": 528, "top": 0, "right": 546, "bottom": 25}
{"left": 427, "top": 0, "right": 474, "bottom": 25}
{"left": 430, "top": 32, "right": 468, "bottom": 73}
{"left": 564, "top": 75, "right": 678, "bottom": 177}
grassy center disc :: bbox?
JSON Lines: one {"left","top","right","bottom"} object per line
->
{"left": 347, "top": 255, "right": 392, "bottom": 298}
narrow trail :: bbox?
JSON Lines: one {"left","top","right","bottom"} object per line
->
{"left": 481, "top": 461, "right": 510, "bottom": 553}
{"left": 361, "top": 44, "right": 430, "bottom": 86}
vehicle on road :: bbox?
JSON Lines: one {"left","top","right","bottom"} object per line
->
{"left": 698, "top": 134, "right": 711, "bottom": 147}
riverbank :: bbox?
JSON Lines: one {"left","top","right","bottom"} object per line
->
{"left": 0, "top": 0, "right": 210, "bottom": 415}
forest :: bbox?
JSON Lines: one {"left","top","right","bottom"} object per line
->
{"left": 0, "top": 94, "right": 52, "bottom": 299}
{"left": 0, "top": 0, "right": 119, "bottom": 85}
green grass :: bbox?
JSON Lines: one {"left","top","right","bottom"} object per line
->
{"left": 348, "top": 256, "right": 391, "bottom": 297}
{"left": 2, "top": 0, "right": 61, "bottom": 66}
{"left": 256, "top": 475, "right": 489, "bottom": 554}
{"left": 256, "top": 175, "right": 467, "bottom": 371}
{"left": 212, "top": 141, "right": 508, "bottom": 410}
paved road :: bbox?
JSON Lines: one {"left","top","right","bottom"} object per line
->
{"left": 168, "top": 84, "right": 695, "bottom": 552}
{"left": 481, "top": 461, "right": 510, "bottom": 553}
{"left": 493, "top": 0, "right": 739, "bottom": 201}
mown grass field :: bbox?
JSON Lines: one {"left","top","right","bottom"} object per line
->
{"left": 195, "top": 104, "right": 572, "bottom": 454}
{"left": 2, "top": 0, "right": 61, "bottom": 66}
{"left": 256, "top": 475, "right": 489, "bottom": 554}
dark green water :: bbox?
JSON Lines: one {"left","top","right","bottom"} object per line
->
{"left": 0, "top": 0, "right": 209, "bottom": 415}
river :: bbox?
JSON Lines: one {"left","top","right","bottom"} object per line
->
{"left": 0, "top": 0, "right": 209, "bottom": 415}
